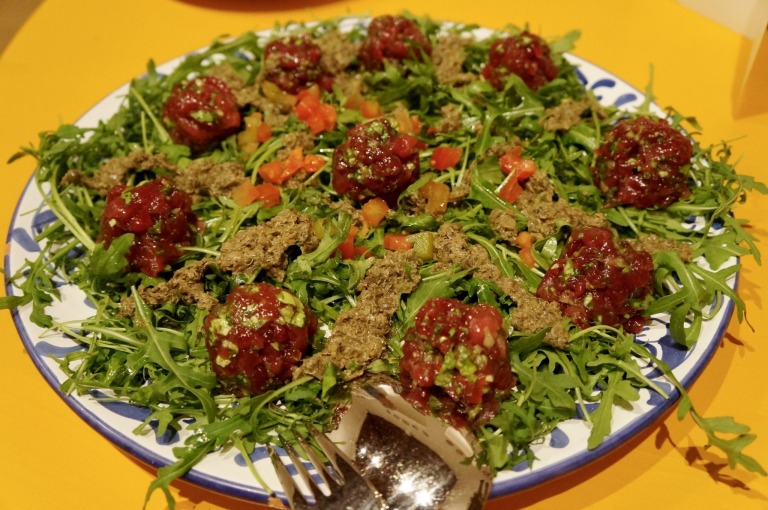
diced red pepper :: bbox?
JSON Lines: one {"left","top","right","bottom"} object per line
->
{"left": 284, "top": 146, "right": 304, "bottom": 173}
{"left": 305, "top": 115, "right": 325, "bottom": 135}
{"left": 319, "top": 104, "right": 337, "bottom": 130}
{"left": 418, "top": 180, "right": 450, "bottom": 215}
{"left": 497, "top": 146, "right": 537, "bottom": 204}
{"left": 258, "top": 161, "right": 287, "bottom": 184}
{"left": 231, "top": 181, "right": 281, "bottom": 208}
{"left": 383, "top": 233, "right": 414, "bottom": 251}
{"left": 344, "top": 93, "right": 363, "bottom": 110}
{"left": 302, "top": 154, "right": 326, "bottom": 173}
{"left": 354, "top": 245, "right": 372, "bottom": 258}
{"left": 430, "top": 147, "right": 463, "bottom": 171}
{"left": 361, "top": 197, "right": 390, "bottom": 227}
{"left": 393, "top": 106, "right": 422, "bottom": 134}
{"left": 293, "top": 87, "right": 337, "bottom": 135}
{"left": 258, "top": 147, "right": 305, "bottom": 184}
{"left": 336, "top": 225, "right": 360, "bottom": 259}
{"left": 499, "top": 146, "right": 537, "bottom": 180}
{"left": 515, "top": 231, "right": 536, "bottom": 267}
{"left": 238, "top": 112, "right": 273, "bottom": 155}
{"left": 498, "top": 176, "right": 524, "bottom": 204}
{"left": 256, "top": 122, "right": 273, "bottom": 142}
{"left": 360, "top": 99, "right": 383, "bottom": 119}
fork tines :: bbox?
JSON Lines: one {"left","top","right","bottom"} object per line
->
{"left": 268, "top": 431, "right": 381, "bottom": 510}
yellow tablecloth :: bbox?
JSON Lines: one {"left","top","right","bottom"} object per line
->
{"left": 1, "top": 1, "right": 767, "bottom": 509}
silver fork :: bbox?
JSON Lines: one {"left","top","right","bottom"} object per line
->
{"left": 267, "top": 430, "right": 383, "bottom": 510}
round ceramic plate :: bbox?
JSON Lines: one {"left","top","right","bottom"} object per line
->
{"left": 4, "top": 18, "right": 736, "bottom": 504}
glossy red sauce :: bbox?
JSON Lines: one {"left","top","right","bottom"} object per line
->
{"left": 399, "top": 298, "right": 516, "bottom": 428}
{"left": 358, "top": 15, "right": 432, "bottom": 71}
{"left": 204, "top": 283, "right": 317, "bottom": 396}
{"left": 481, "top": 31, "right": 559, "bottom": 91}
{"left": 536, "top": 226, "right": 655, "bottom": 333}
{"left": 98, "top": 178, "right": 197, "bottom": 277}
{"left": 592, "top": 116, "right": 693, "bottom": 209}
{"left": 332, "top": 118, "right": 420, "bottom": 206}
{"left": 163, "top": 76, "right": 241, "bottom": 153}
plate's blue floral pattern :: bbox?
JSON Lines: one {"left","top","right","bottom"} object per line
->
{"left": 574, "top": 70, "right": 639, "bottom": 107}
{"left": 4, "top": 19, "right": 736, "bottom": 503}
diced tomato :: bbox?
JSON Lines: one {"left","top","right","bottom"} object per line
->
{"left": 418, "top": 180, "right": 450, "bottom": 215}
{"left": 297, "top": 86, "right": 321, "bottom": 104}
{"left": 392, "top": 105, "right": 422, "bottom": 134}
{"left": 498, "top": 176, "right": 523, "bottom": 204}
{"left": 336, "top": 225, "right": 359, "bottom": 259}
{"left": 258, "top": 160, "right": 287, "bottom": 184}
{"left": 258, "top": 148, "right": 328, "bottom": 185}
{"left": 293, "top": 87, "right": 337, "bottom": 135}
{"left": 515, "top": 231, "right": 536, "bottom": 267}
{"left": 231, "top": 181, "right": 281, "bottom": 208}
{"left": 238, "top": 112, "right": 270, "bottom": 155}
{"left": 520, "top": 249, "right": 536, "bottom": 268}
{"left": 410, "top": 116, "right": 423, "bottom": 134}
{"left": 361, "top": 197, "right": 390, "bottom": 227}
{"left": 337, "top": 238, "right": 355, "bottom": 260}
{"left": 302, "top": 154, "right": 326, "bottom": 173}
{"left": 256, "top": 122, "right": 273, "bottom": 142}
{"left": 342, "top": 78, "right": 365, "bottom": 109}
{"left": 515, "top": 230, "right": 533, "bottom": 249}
{"left": 354, "top": 245, "right": 372, "bottom": 258}
{"left": 360, "top": 99, "right": 382, "bottom": 118}
{"left": 383, "top": 233, "right": 414, "bottom": 251}
{"left": 344, "top": 93, "right": 363, "bottom": 110}
{"left": 499, "top": 146, "right": 537, "bottom": 181}
{"left": 258, "top": 147, "right": 305, "bottom": 184}
{"left": 294, "top": 100, "right": 316, "bottom": 121}
{"left": 497, "top": 146, "right": 537, "bottom": 204}
{"left": 304, "top": 115, "right": 324, "bottom": 135}
{"left": 393, "top": 106, "right": 413, "bottom": 132}
{"left": 319, "top": 103, "right": 337, "bottom": 130}
{"left": 430, "top": 147, "right": 462, "bottom": 171}
{"left": 285, "top": 146, "right": 304, "bottom": 172}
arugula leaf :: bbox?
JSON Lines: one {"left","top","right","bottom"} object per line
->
{"left": 395, "top": 267, "right": 469, "bottom": 337}
{"left": 87, "top": 235, "right": 133, "bottom": 289}
{"left": 634, "top": 342, "right": 767, "bottom": 476}
{"left": 290, "top": 212, "right": 353, "bottom": 273}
